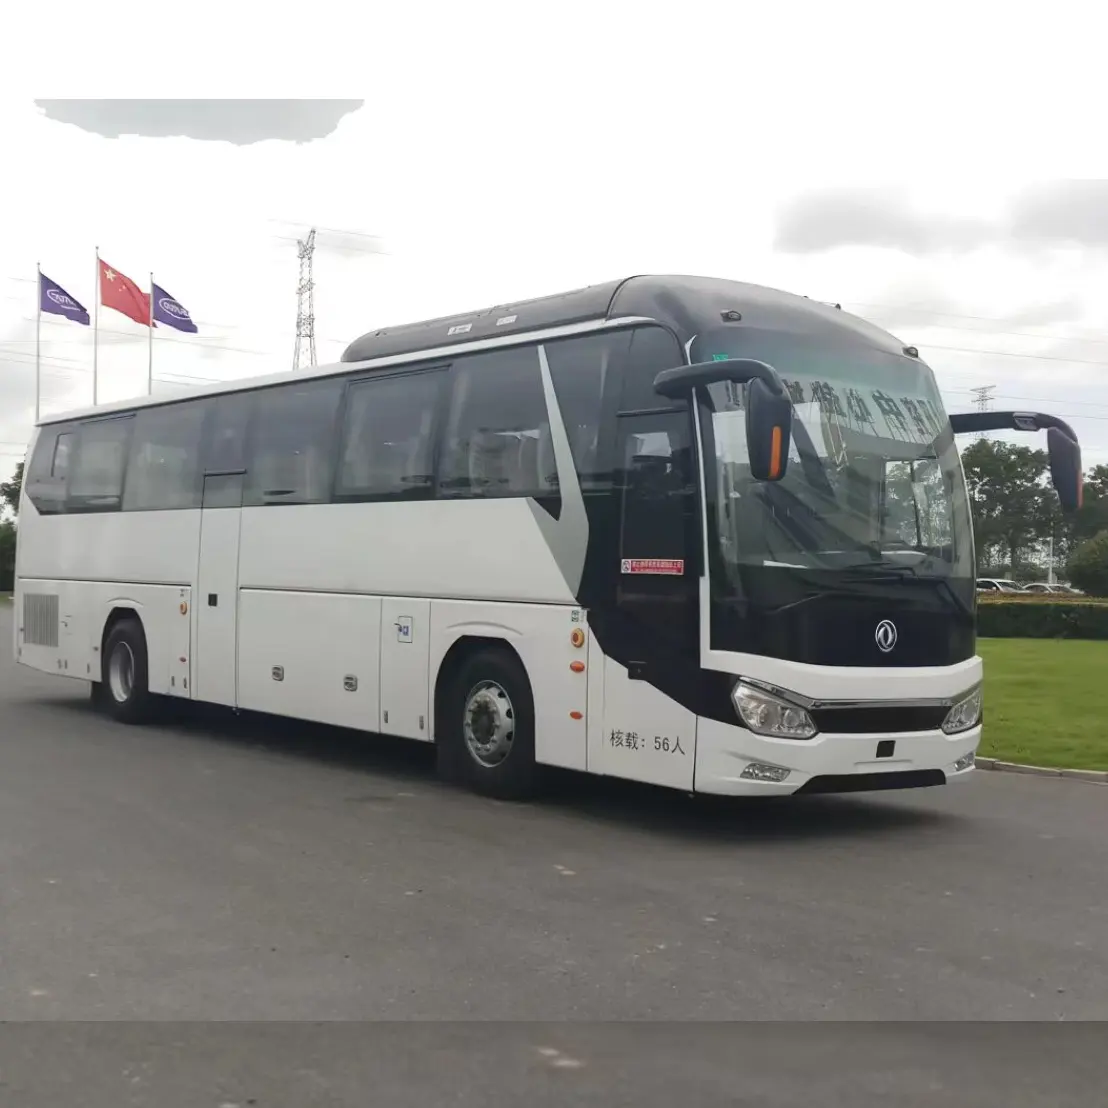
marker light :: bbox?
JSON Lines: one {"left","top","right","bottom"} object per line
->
{"left": 942, "top": 686, "right": 983, "bottom": 735}
{"left": 732, "top": 680, "right": 817, "bottom": 740}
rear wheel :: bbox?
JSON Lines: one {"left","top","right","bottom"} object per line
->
{"left": 99, "top": 618, "right": 156, "bottom": 724}
{"left": 439, "top": 647, "right": 539, "bottom": 800}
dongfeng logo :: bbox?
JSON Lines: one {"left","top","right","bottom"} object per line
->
{"left": 46, "top": 289, "right": 77, "bottom": 309}
{"left": 875, "top": 619, "right": 898, "bottom": 654}
{"left": 159, "top": 297, "right": 189, "bottom": 319}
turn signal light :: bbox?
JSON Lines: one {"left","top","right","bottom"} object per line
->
{"left": 570, "top": 661, "right": 585, "bottom": 673}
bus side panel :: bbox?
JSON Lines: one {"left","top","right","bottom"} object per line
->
{"left": 15, "top": 578, "right": 189, "bottom": 698}
{"left": 16, "top": 509, "right": 200, "bottom": 590}
{"left": 236, "top": 589, "right": 383, "bottom": 731}
{"left": 429, "top": 600, "right": 589, "bottom": 772}
{"left": 589, "top": 656, "right": 696, "bottom": 791}
{"left": 236, "top": 501, "right": 577, "bottom": 606}
{"left": 84, "top": 584, "right": 193, "bottom": 697}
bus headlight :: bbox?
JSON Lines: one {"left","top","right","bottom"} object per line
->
{"left": 732, "top": 680, "right": 817, "bottom": 740}
{"left": 941, "top": 685, "right": 983, "bottom": 734}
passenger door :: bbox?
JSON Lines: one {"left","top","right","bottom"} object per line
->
{"left": 193, "top": 394, "right": 252, "bottom": 707}
{"left": 596, "top": 405, "right": 700, "bottom": 790}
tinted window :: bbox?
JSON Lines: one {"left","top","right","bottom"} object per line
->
{"left": 544, "top": 331, "right": 627, "bottom": 491}
{"left": 204, "top": 391, "right": 253, "bottom": 473}
{"left": 337, "top": 371, "right": 442, "bottom": 499}
{"left": 615, "top": 409, "right": 699, "bottom": 644}
{"left": 244, "top": 380, "right": 342, "bottom": 506}
{"left": 52, "top": 433, "right": 74, "bottom": 479}
{"left": 25, "top": 426, "right": 72, "bottom": 515}
{"left": 438, "top": 346, "right": 559, "bottom": 502}
{"left": 620, "top": 325, "right": 685, "bottom": 412}
{"left": 619, "top": 412, "right": 696, "bottom": 567}
{"left": 123, "top": 402, "right": 206, "bottom": 511}
{"left": 69, "top": 416, "right": 133, "bottom": 509}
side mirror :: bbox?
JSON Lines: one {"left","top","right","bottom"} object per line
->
{"left": 745, "top": 377, "right": 792, "bottom": 481}
{"left": 949, "top": 410, "right": 1083, "bottom": 514}
{"left": 653, "top": 357, "right": 793, "bottom": 482}
{"left": 1047, "top": 426, "right": 1083, "bottom": 513}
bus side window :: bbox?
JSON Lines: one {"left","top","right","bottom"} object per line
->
{"left": 337, "top": 371, "right": 443, "bottom": 500}
{"left": 67, "top": 416, "right": 134, "bottom": 512}
{"left": 244, "top": 380, "right": 343, "bottom": 506}
{"left": 437, "top": 345, "right": 561, "bottom": 512}
{"left": 203, "top": 391, "right": 253, "bottom": 475}
{"left": 123, "top": 401, "right": 207, "bottom": 512}
{"left": 619, "top": 326, "right": 685, "bottom": 413}
{"left": 543, "top": 330, "right": 629, "bottom": 492}
{"left": 25, "top": 426, "right": 75, "bottom": 515}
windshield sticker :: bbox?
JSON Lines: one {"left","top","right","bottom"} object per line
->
{"left": 621, "top": 558, "right": 684, "bottom": 575}
{"left": 781, "top": 378, "right": 946, "bottom": 446}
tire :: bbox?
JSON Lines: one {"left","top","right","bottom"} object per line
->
{"left": 100, "top": 617, "right": 156, "bottom": 725}
{"left": 439, "top": 647, "right": 540, "bottom": 800}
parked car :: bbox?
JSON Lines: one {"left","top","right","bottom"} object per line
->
{"left": 977, "top": 578, "right": 1024, "bottom": 593}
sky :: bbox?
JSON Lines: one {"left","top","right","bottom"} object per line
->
{"left": 4, "top": 6, "right": 1107, "bottom": 487}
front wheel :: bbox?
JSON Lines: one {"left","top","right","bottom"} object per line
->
{"left": 440, "top": 648, "right": 540, "bottom": 800}
{"left": 99, "top": 618, "right": 156, "bottom": 724}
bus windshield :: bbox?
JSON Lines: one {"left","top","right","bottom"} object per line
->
{"left": 693, "top": 328, "right": 975, "bottom": 582}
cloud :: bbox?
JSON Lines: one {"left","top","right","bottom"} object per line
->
{"left": 1009, "top": 180, "right": 1108, "bottom": 247}
{"left": 776, "top": 181, "right": 1108, "bottom": 256}
{"left": 34, "top": 100, "right": 365, "bottom": 145}
{"left": 774, "top": 188, "right": 993, "bottom": 255}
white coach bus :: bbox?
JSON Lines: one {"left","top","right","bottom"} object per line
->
{"left": 13, "top": 275, "right": 1083, "bottom": 799}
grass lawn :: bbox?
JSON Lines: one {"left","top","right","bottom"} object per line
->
{"left": 978, "top": 638, "right": 1108, "bottom": 771}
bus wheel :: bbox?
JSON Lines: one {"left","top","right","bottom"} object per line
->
{"left": 101, "top": 618, "right": 155, "bottom": 725}
{"left": 446, "top": 648, "right": 539, "bottom": 800}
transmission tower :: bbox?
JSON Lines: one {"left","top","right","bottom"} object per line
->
{"left": 292, "top": 227, "right": 317, "bottom": 372}
{"left": 970, "top": 385, "right": 995, "bottom": 441}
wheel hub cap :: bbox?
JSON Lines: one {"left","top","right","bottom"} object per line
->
{"left": 463, "top": 681, "right": 515, "bottom": 768}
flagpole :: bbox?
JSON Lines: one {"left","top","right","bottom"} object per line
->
{"left": 148, "top": 271, "right": 154, "bottom": 395}
{"left": 35, "top": 262, "right": 41, "bottom": 423}
{"left": 93, "top": 245, "right": 100, "bottom": 406}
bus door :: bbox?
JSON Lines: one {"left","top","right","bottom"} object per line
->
{"left": 193, "top": 394, "right": 251, "bottom": 707}
{"left": 596, "top": 405, "right": 700, "bottom": 790}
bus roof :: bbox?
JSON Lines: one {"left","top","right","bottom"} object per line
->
{"left": 39, "top": 274, "right": 908, "bottom": 426}
{"left": 341, "top": 274, "right": 904, "bottom": 363}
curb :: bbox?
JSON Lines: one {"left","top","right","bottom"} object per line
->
{"left": 975, "top": 756, "right": 1108, "bottom": 783}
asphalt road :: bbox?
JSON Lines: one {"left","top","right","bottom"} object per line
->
{"left": 1, "top": 600, "right": 1105, "bottom": 1101}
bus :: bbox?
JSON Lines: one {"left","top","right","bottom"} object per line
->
{"left": 12, "top": 275, "right": 1083, "bottom": 799}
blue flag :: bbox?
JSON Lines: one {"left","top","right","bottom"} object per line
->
{"left": 39, "top": 272, "right": 90, "bottom": 326}
{"left": 152, "top": 282, "right": 198, "bottom": 333}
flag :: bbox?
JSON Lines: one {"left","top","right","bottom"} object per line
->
{"left": 151, "top": 282, "right": 198, "bottom": 333}
{"left": 39, "top": 272, "right": 90, "bottom": 326}
{"left": 99, "top": 258, "right": 150, "bottom": 327}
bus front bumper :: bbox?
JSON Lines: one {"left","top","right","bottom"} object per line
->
{"left": 693, "top": 717, "right": 982, "bottom": 796}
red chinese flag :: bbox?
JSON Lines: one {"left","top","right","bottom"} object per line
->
{"left": 99, "top": 258, "right": 150, "bottom": 327}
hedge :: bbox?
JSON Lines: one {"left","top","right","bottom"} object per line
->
{"left": 977, "top": 598, "right": 1108, "bottom": 640}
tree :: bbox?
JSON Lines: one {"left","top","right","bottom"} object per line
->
{"left": 0, "top": 520, "right": 14, "bottom": 592}
{"left": 1067, "top": 531, "right": 1108, "bottom": 597}
{"left": 0, "top": 461, "right": 23, "bottom": 519}
{"left": 960, "top": 440, "right": 1052, "bottom": 573}
{"left": 1070, "top": 463, "right": 1108, "bottom": 545}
